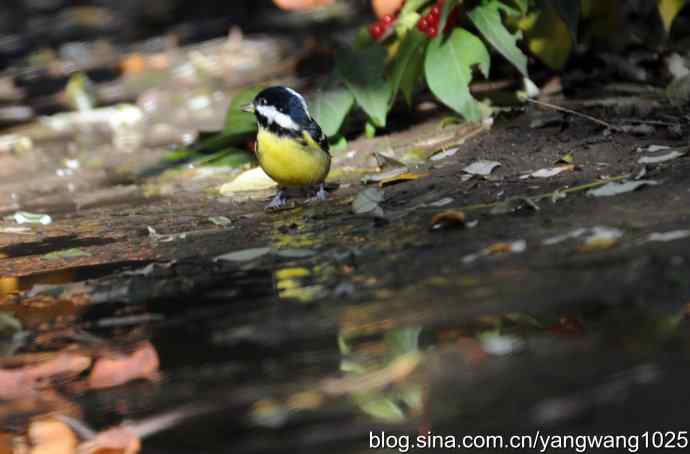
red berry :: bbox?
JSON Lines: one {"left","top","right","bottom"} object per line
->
{"left": 369, "top": 23, "right": 384, "bottom": 39}
{"left": 428, "top": 13, "right": 439, "bottom": 26}
{"left": 436, "top": 0, "right": 445, "bottom": 5}
{"left": 417, "top": 17, "right": 429, "bottom": 31}
{"left": 427, "top": 26, "right": 438, "bottom": 38}
{"left": 430, "top": 6, "right": 441, "bottom": 17}
{"left": 382, "top": 15, "right": 394, "bottom": 25}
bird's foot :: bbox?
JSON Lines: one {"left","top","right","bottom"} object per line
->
{"left": 265, "top": 191, "right": 287, "bottom": 210}
{"left": 306, "top": 183, "right": 328, "bottom": 204}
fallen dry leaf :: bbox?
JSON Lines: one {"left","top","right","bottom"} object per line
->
{"left": 379, "top": 171, "right": 430, "bottom": 187}
{"left": 28, "top": 418, "right": 77, "bottom": 454}
{"left": 430, "top": 210, "right": 466, "bottom": 230}
{"left": 77, "top": 426, "right": 140, "bottom": 454}
{"left": 524, "top": 164, "right": 575, "bottom": 179}
{"left": 88, "top": 342, "right": 159, "bottom": 390}
{"left": 462, "top": 240, "right": 527, "bottom": 264}
{"left": 577, "top": 226, "right": 623, "bottom": 252}
{"left": 463, "top": 160, "right": 501, "bottom": 176}
{"left": 577, "top": 238, "right": 618, "bottom": 252}
{"left": 486, "top": 242, "right": 521, "bottom": 255}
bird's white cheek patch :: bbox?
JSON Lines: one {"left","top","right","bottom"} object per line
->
{"left": 256, "top": 105, "right": 300, "bottom": 130}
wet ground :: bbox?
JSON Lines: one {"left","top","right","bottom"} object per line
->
{"left": 0, "top": 32, "right": 689, "bottom": 454}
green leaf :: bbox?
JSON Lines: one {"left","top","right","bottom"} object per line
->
{"left": 224, "top": 86, "right": 263, "bottom": 135}
{"left": 394, "top": 11, "right": 421, "bottom": 37}
{"left": 389, "top": 30, "right": 428, "bottom": 107}
{"left": 424, "top": 28, "right": 491, "bottom": 121}
{"left": 468, "top": 0, "right": 529, "bottom": 76}
{"left": 401, "top": 0, "right": 434, "bottom": 16}
{"left": 336, "top": 46, "right": 392, "bottom": 128}
{"left": 310, "top": 88, "right": 354, "bottom": 137}
{"left": 549, "top": 0, "right": 580, "bottom": 41}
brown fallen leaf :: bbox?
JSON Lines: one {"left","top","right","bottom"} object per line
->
{"left": 486, "top": 243, "right": 518, "bottom": 255}
{"left": 88, "top": 342, "right": 159, "bottom": 390}
{"left": 379, "top": 172, "right": 430, "bottom": 187}
{"left": 28, "top": 418, "right": 77, "bottom": 454}
{"left": 0, "top": 353, "right": 91, "bottom": 400}
{"left": 430, "top": 210, "right": 466, "bottom": 230}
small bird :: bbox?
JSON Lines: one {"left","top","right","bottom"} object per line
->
{"left": 241, "top": 86, "right": 331, "bottom": 209}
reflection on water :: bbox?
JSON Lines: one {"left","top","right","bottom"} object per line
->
{"left": 1, "top": 206, "right": 690, "bottom": 453}
{"left": 339, "top": 326, "right": 423, "bottom": 423}
{"left": 0, "top": 262, "right": 145, "bottom": 296}
{"left": 0, "top": 271, "right": 76, "bottom": 295}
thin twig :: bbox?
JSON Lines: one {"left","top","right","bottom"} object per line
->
{"left": 617, "top": 118, "right": 682, "bottom": 127}
{"left": 525, "top": 98, "right": 614, "bottom": 130}
{"left": 459, "top": 175, "right": 630, "bottom": 212}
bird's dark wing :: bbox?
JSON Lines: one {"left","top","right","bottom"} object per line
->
{"left": 305, "top": 120, "right": 330, "bottom": 155}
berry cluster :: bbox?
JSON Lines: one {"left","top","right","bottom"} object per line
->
{"left": 367, "top": 0, "right": 460, "bottom": 41}
{"left": 417, "top": 1, "right": 461, "bottom": 38}
{"left": 416, "top": 0, "right": 444, "bottom": 38}
{"left": 369, "top": 13, "right": 398, "bottom": 40}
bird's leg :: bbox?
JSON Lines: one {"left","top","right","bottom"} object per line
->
{"left": 316, "top": 182, "right": 328, "bottom": 201}
{"left": 266, "top": 189, "right": 287, "bottom": 210}
{"left": 305, "top": 183, "right": 328, "bottom": 204}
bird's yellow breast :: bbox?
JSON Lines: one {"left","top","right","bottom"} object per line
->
{"left": 256, "top": 128, "right": 330, "bottom": 187}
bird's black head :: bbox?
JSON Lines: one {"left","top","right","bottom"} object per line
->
{"left": 244, "top": 86, "right": 313, "bottom": 134}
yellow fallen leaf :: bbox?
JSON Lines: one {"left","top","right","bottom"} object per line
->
{"left": 577, "top": 238, "right": 618, "bottom": 252}
{"left": 486, "top": 243, "right": 516, "bottom": 255}
{"left": 379, "top": 172, "right": 430, "bottom": 187}
{"left": 577, "top": 226, "right": 622, "bottom": 252}
{"left": 219, "top": 167, "right": 276, "bottom": 195}
{"left": 430, "top": 210, "right": 466, "bottom": 230}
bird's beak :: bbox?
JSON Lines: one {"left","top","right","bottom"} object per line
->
{"left": 240, "top": 103, "right": 255, "bottom": 113}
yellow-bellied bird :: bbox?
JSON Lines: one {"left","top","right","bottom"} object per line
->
{"left": 242, "top": 86, "right": 331, "bottom": 209}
